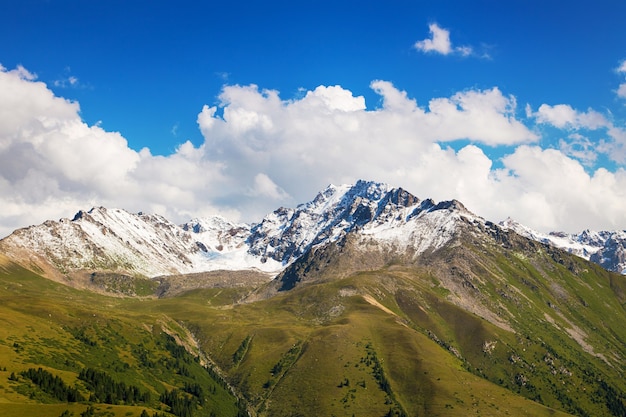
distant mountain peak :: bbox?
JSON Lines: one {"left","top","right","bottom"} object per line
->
{"left": 499, "top": 218, "right": 626, "bottom": 274}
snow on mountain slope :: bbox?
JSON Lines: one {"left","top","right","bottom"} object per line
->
{"left": 246, "top": 180, "right": 478, "bottom": 265}
{"left": 4, "top": 179, "right": 623, "bottom": 279}
{"left": 181, "top": 215, "right": 283, "bottom": 273}
{"left": 588, "top": 233, "right": 626, "bottom": 274}
{"left": 499, "top": 218, "right": 626, "bottom": 274}
{"left": 361, "top": 199, "right": 480, "bottom": 254}
{"left": 0, "top": 207, "right": 194, "bottom": 277}
{"left": 0, "top": 180, "right": 482, "bottom": 279}
{"left": 181, "top": 215, "right": 250, "bottom": 258}
{"left": 0, "top": 207, "right": 280, "bottom": 278}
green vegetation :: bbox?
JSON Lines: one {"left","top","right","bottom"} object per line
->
{"left": 3, "top": 226, "right": 626, "bottom": 417}
{"left": 0, "top": 257, "right": 243, "bottom": 417}
{"left": 232, "top": 336, "right": 252, "bottom": 367}
{"left": 159, "top": 389, "right": 196, "bottom": 417}
{"left": 78, "top": 367, "right": 151, "bottom": 404}
{"left": 20, "top": 367, "right": 84, "bottom": 402}
{"left": 362, "top": 342, "right": 406, "bottom": 417}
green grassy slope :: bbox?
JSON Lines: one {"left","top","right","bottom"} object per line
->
{"left": 147, "top": 274, "right": 576, "bottom": 417}
{"left": 2, "top": 221, "right": 626, "bottom": 417}
{"left": 0, "top": 255, "right": 244, "bottom": 417}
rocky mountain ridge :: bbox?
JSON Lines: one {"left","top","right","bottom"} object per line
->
{"left": 500, "top": 218, "right": 626, "bottom": 274}
{"left": 1, "top": 179, "right": 625, "bottom": 279}
{"left": 0, "top": 181, "right": 479, "bottom": 279}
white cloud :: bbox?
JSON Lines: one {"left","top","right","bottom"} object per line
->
{"left": 54, "top": 75, "right": 79, "bottom": 88}
{"left": 495, "top": 146, "right": 626, "bottom": 232}
{"left": 9, "top": 64, "right": 37, "bottom": 81}
{"left": 558, "top": 134, "right": 598, "bottom": 167}
{"left": 456, "top": 46, "right": 473, "bottom": 57}
{"left": 301, "top": 85, "right": 366, "bottom": 112}
{"left": 414, "top": 23, "right": 452, "bottom": 55}
{"left": 533, "top": 104, "right": 609, "bottom": 130}
{"left": 530, "top": 102, "right": 626, "bottom": 165}
{"left": 423, "top": 87, "right": 536, "bottom": 145}
{"left": 248, "top": 173, "right": 291, "bottom": 200}
{"left": 602, "top": 126, "right": 626, "bottom": 164}
{"left": 195, "top": 82, "right": 538, "bottom": 208}
{"left": 414, "top": 23, "right": 473, "bottom": 57}
{"left": 53, "top": 67, "right": 83, "bottom": 89}
{"left": 0, "top": 65, "right": 231, "bottom": 237}
{"left": 370, "top": 80, "right": 416, "bottom": 112}
{"left": 3, "top": 64, "right": 626, "bottom": 239}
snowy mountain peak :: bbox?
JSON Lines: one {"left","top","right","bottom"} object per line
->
{"left": 246, "top": 181, "right": 475, "bottom": 266}
{"left": 302, "top": 180, "right": 393, "bottom": 214}
{"left": 499, "top": 218, "right": 626, "bottom": 274}
{"left": 311, "top": 181, "right": 421, "bottom": 222}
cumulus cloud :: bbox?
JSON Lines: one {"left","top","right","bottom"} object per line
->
{"left": 194, "top": 81, "right": 538, "bottom": 217}
{"left": 495, "top": 146, "right": 626, "bottom": 232}
{"left": 532, "top": 103, "right": 609, "bottom": 130}
{"left": 602, "top": 126, "right": 626, "bottom": 164}
{"left": 529, "top": 102, "right": 626, "bottom": 164}
{"left": 414, "top": 23, "right": 473, "bottom": 57}
{"left": 248, "top": 173, "right": 291, "bottom": 200}
{"left": 0, "top": 66, "right": 232, "bottom": 236}
{"left": 3, "top": 64, "right": 626, "bottom": 238}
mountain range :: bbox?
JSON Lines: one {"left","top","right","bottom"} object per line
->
{"left": 2, "top": 180, "right": 626, "bottom": 417}
{"left": 1, "top": 180, "right": 624, "bottom": 280}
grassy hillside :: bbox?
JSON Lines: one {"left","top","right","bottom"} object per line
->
{"left": 2, "top": 221, "right": 626, "bottom": 417}
{"left": 0, "top": 255, "right": 244, "bottom": 417}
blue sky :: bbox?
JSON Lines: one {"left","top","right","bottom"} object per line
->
{"left": 1, "top": 0, "right": 626, "bottom": 236}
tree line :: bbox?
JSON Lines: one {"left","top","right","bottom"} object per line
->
{"left": 18, "top": 367, "right": 151, "bottom": 406}
{"left": 19, "top": 367, "right": 84, "bottom": 402}
{"left": 78, "top": 367, "right": 151, "bottom": 405}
